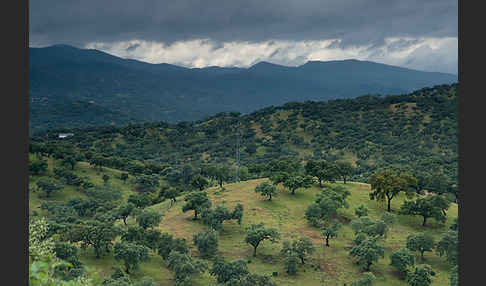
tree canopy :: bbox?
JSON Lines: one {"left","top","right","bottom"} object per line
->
{"left": 182, "top": 191, "right": 212, "bottom": 220}
{"left": 244, "top": 223, "right": 280, "bottom": 257}
{"left": 400, "top": 195, "right": 448, "bottom": 227}
{"left": 368, "top": 170, "right": 416, "bottom": 212}
{"left": 113, "top": 242, "right": 150, "bottom": 274}
{"left": 255, "top": 181, "right": 277, "bottom": 201}
{"left": 406, "top": 232, "right": 435, "bottom": 260}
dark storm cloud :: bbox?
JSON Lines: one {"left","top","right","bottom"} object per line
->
{"left": 29, "top": 0, "right": 457, "bottom": 48}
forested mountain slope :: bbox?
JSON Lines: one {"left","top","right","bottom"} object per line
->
{"left": 29, "top": 45, "right": 457, "bottom": 133}
{"left": 30, "top": 83, "right": 458, "bottom": 186}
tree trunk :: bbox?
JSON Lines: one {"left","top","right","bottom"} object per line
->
{"left": 269, "top": 194, "right": 272, "bottom": 201}
{"left": 422, "top": 216, "right": 427, "bottom": 226}
{"left": 123, "top": 217, "right": 127, "bottom": 226}
{"left": 95, "top": 247, "right": 100, "bottom": 259}
{"left": 343, "top": 177, "right": 347, "bottom": 184}
{"left": 366, "top": 262, "right": 371, "bottom": 271}
{"left": 253, "top": 246, "right": 258, "bottom": 257}
{"left": 300, "top": 257, "right": 305, "bottom": 264}
{"left": 194, "top": 210, "right": 198, "bottom": 220}
{"left": 291, "top": 189, "right": 295, "bottom": 195}
{"left": 326, "top": 236, "right": 330, "bottom": 247}
{"left": 319, "top": 179, "right": 322, "bottom": 187}
{"left": 387, "top": 197, "right": 392, "bottom": 212}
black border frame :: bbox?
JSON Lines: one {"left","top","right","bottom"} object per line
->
{"left": 8, "top": 0, "right": 475, "bottom": 285}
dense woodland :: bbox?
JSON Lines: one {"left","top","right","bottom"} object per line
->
{"left": 29, "top": 83, "right": 458, "bottom": 286}
{"left": 31, "top": 83, "right": 458, "bottom": 194}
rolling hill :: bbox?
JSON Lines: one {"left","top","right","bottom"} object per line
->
{"left": 28, "top": 83, "right": 458, "bottom": 286}
{"left": 30, "top": 83, "right": 458, "bottom": 187}
{"left": 28, "top": 159, "right": 458, "bottom": 286}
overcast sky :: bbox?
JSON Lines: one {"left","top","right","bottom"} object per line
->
{"left": 29, "top": 0, "right": 458, "bottom": 74}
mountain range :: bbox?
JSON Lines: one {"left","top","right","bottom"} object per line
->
{"left": 29, "top": 44, "right": 457, "bottom": 133}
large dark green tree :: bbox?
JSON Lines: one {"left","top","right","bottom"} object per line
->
{"left": 304, "top": 160, "right": 339, "bottom": 187}
{"left": 351, "top": 217, "right": 389, "bottom": 239}
{"left": 321, "top": 220, "right": 341, "bottom": 247}
{"left": 210, "top": 257, "right": 249, "bottom": 284}
{"left": 305, "top": 185, "right": 350, "bottom": 227}
{"left": 244, "top": 223, "right": 280, "bottom": 257}
{"left": 28, "top": 154, "right": 48, "bottom": 175}
{"left": 75, "top": 220, "right": 120, "bottom": 259}
{"left": 335, "top": 161, "right": 355, "bottom": 184}
{"left": 389, "top": 248, "right": 415, "bottom": 278}
{"left": 355, "top": 204, "right": 368, "bottom": 218}
{"left": 193, "top": 230, "right": 218, "bottom": 258}
{"left": 224, "top": 273, "right": 277, "bottom": 286}
{"left": 36, "top": 177, "right": 63, "bottom": 198}
{"left": 167, "top": 251, "right": 207, "bottom": 286}
{"left": 400, "top": 195, "right": 448, "bottom": 226}
{"left": 113, "top": 242, "right": 150, "bottom": 274}
{"left": 254, "top": 181, "right": 277, "bottom": 201}
{"left": 136, "top": 209, "right": 163, "bottom": 230}
{"left": 53, "top": 241, "right": 84, "bottom": 279}
{"left": 406, "top": 233, "right": 435, "bottom": 260}
{"left": 426, "top": 172, "right": 453, "bottom": 195}
{"left": 280, "top": 237, "right": 315, "bottom": 264}
{"left": 116, "top": 202, "right": 136, "bottom": 226}
{"left": 282, "top": 174, "right": 314, "bottom": 195}
{"left": 61, "top": 155, "right": 78, "bottom": 170}
{"left": 121, "top": 226, "right": 145, "bottom": 245}
{"left": 215, "top": 166, "right": 231, "bottom": 189}
{"left": 436, "top": 230, "right": 458, "bottom": 266}
{"left": 347, "top": 272, "right": 376, "bottom": 286}
{"left": 191, "top": 175, "right": 209, "bottom": 191}
{"left": 157, "top": 233, "right": 189, "bottom": 260}
{"left": 135, "top": 174, "right": 160, "bottom": 192}
{"left": 164, "top": 187, "right": 181, "bottom": 206}
{"left": 349, "top": 237, "right": 385, "bottom": 271}
{"left": 283, "top": 251, "right": 299, "bottom": 275}
{"left": 202, "top": 204, "right": 243, "bottom": 231}
{"left": 128, "top": 193, "right": 152, "bottom": 209}
{"left": 182, "top": 191, "right": 212, "bottom": 220}
{"left": 407, "top": 264, "right": 435, "bottom": 286}
{"left": 89, "top": 154, "right": 106, "bottom": 171}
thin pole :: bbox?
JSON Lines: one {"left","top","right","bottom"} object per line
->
{"left": 235, "top": 121, "right": 241, "bottom": 182}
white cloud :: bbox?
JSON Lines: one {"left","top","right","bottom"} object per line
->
{"left": 85, "top": 36, "right": 457, "bottom": 74}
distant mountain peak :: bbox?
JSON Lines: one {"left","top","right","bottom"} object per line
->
{"left": 46, "top": 44, "right": 79, "bottom": 49}
{"left": 304, "top": 59, "right": 360, "bottom": 64}
{"left": 29, "top": 45, "right": 457, "bottom": 132}
{"left": 250, "top": 61, "right": 284, "bottom": 68}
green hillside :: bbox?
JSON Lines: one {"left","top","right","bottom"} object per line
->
{"left": 28, "top": 83, "right": 458, "bottom": 286}
{"left": 30, "top": 83, "right": 458, "bottom": 187}
{"left": 28, "top": 157, "right": 457, "bottom": 286}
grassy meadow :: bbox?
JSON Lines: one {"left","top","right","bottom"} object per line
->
{"left": 28, "top": 161, "right": 457, "bottom": 286}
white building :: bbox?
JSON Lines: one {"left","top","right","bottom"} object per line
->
{"left": 58, "top": 133, "right": 74, "bottom": 138}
